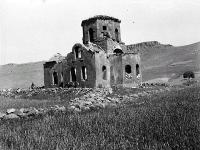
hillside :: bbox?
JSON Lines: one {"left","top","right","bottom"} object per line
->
{"left": 0, "top": 41, "right": 200, "bottom": 89}
{"left": 0, "top": 61, "right": 45, "bottom": 89}
{"left": 138, "top": 41, "right": 200, "bottom": 83}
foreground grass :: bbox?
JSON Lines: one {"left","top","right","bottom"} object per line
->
{"left": 0, "top": 86, "right": 200, "bottom": 149}
{"left": 0, "top": 97, "right": 68, "bottom": 112}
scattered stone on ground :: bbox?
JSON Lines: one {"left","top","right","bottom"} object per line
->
{"left": 0, "top": 83, "right": 185, "bottom": 120}
{"left": 0, "top": 112, "right": 6, "bottom": 119}
{"left": 3, "top": 113, "right": 19, "bottom": 119}
{"left": 6, "top": 108, "right": 16, "bottom": 114}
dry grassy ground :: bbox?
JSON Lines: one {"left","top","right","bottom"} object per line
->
{"left": 0, "top": 85, "right": 200, "bottom": 149}
{"left": 0, "top": 97, "right": 65, "bottom": 112}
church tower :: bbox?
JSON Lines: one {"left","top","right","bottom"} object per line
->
{"left": 81, "top": 15, "right": 122, "bottom": 46}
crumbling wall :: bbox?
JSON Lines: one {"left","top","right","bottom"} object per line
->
{"left": 96, "top": 20, "right": 121, "bottom": 43}
{"left": 95, "top": 51, "right": 110, "bottom": 88}
{"left": 106, "top": 38, "right": 121, "bottom": 54}
{"left": 63, "top": 44, "right": 96, "bottom": 88}
{"left": 43, "top": 61, "right": 57, "bottom": 88}
{"left": 109, "top": 55, "right": 123, "bottom": 86}
{"left": 93, "top": 39, "right": 107, "bottom": 52}
{"left": 82, "top": 21, "right": 97, "bottom": 44}
{"left": 122, "top": 53, "right": 142, "bottom": 87}
{"left": 51, "top": 62, "right": 63, "bottom": 87}
{"left": 82, "top": 18, "right": 121, "bottom": 46}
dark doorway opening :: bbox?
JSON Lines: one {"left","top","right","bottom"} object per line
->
{"left": 71, "top": 67, "right": 76, "bottom": 82}
{"left": 53, "top": 72, "right": 58, "bottom": 85}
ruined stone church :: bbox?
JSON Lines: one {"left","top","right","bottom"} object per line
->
{"left": 43, "top": 15, "right": 141, "bottom": 88}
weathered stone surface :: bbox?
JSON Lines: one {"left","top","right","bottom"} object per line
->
{"left": 6, "top": 108, "right": 16, "bottom": 114}
{"left": 0, "top": 112, "right": 6, "bottom": 119}
{"left": 3, "top": 114, "right": 19, "bottom": 119}
{"left": 27, "top": 108, "right": 39, "bottom": 117}
{"left": 74, "top": 107, "right": 81, "bottom": 112}
{"left": 80, "top": 106, "right": 90, "bottom": 111}
{"left": 55, "top": 105, "right": 66, "bottom": 112}
{"left": 17, "top": 112, "right": 28, "bottom": 118}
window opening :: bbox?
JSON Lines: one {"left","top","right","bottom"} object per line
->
{"left": 125, "top": 65, "right": 132, "bottom": 74}
{"left": 75, "top": 47, "right": 81, "bottom": 59}
{"left": 136, "top": 64, "right": 140, "bottom": 77}
{"left": 70, "top": 67, "right": 76, "bottom": 82}
{"left": 53, "top": 72, "right": 58, "bottom": 85}
{"left": 115, "top": 28, "right": 119, "bottom": 42}
{"left": 102, "top": 65, "right": 107, "bottom": 80}
{"left": 60, "top": 72, "right": 64, "bottom": 87}
{"left": 113, "top": 49, "right": 123, "bottom": 54}
{"left": 81, "top": 66, "right": 87, "bottom": 80}
{"left": 89, "top": 28, "right": 94, "bottom": 42}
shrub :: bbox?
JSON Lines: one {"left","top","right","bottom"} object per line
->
{"left": 183, "top": 71, "right": 195, "bottom": 79}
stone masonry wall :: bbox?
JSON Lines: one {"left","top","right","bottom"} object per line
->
{"left": 122, "top": 53, "right": 142, "bottom": 87}
{"left": 63, "top": 45, "right": 96, "bottom": 88}
{"left": 95, "top": 51, "right": 111, "bottom": 88}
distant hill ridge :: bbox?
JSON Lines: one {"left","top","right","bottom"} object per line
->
{"left": 127, "top": 41, "right": 173, "bottom": 51}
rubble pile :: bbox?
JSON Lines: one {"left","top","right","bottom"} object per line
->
{"left": 0, "top": 85, "right": 175, "bottom": 120}
{"left": 0, "top": 88, "right": 92, "bottom": 100}
{"left": 139, "top": 82, "right": 169, "bottom": 88}
{"left": 0, "top": 105, "right": 66, "bottom": 120}
{"left": 68, "top": 86, "right": 171, "bottom": 112}
{"left": 68, "top": 88, "right": 117, "bottom": 112}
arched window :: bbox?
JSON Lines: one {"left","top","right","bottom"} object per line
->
{"left": 136, "top": 64, "right": 140, "bottom": 76}
{"left": 70, "top": 67, "right": 76, "bottom": 82}
{"left": 102, "top": 65, "right": 107, "bottom": 80}
{"left": 125, "top": 65, "right": 132, "bottom": 74}
{"left": 53, "top": 72, "right": 58, "bottom": 85}
{"left": 74, "top": 47, "right": 81, "bottom": 59}
{"left": 81, "top": 66, "right": 87, "bottom": 80}
{"left": 115, "top": 28, "right": 119, "bottom": 42}
{"left": 89, "top": 28, "right": 94, "bottom": 42}
{"left": 113, "top": 49, "right": 123, "bottom": 54}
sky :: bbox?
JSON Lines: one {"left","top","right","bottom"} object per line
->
{"left": 0, "top": 0, "right": 200, "bottom": 65}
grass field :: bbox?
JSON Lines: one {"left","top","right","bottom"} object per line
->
{"left": 0, "top": 85, "right": 200, "bottom": 149}
{"left": 0, "top": 97, "right": 68, "bottom": 112}
{"left": 0, "top": 88, "right": 92, "bottom": 112}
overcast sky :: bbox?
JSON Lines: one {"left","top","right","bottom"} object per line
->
{"left": 0, "top": 0, "right": 200, "bottom": 65}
